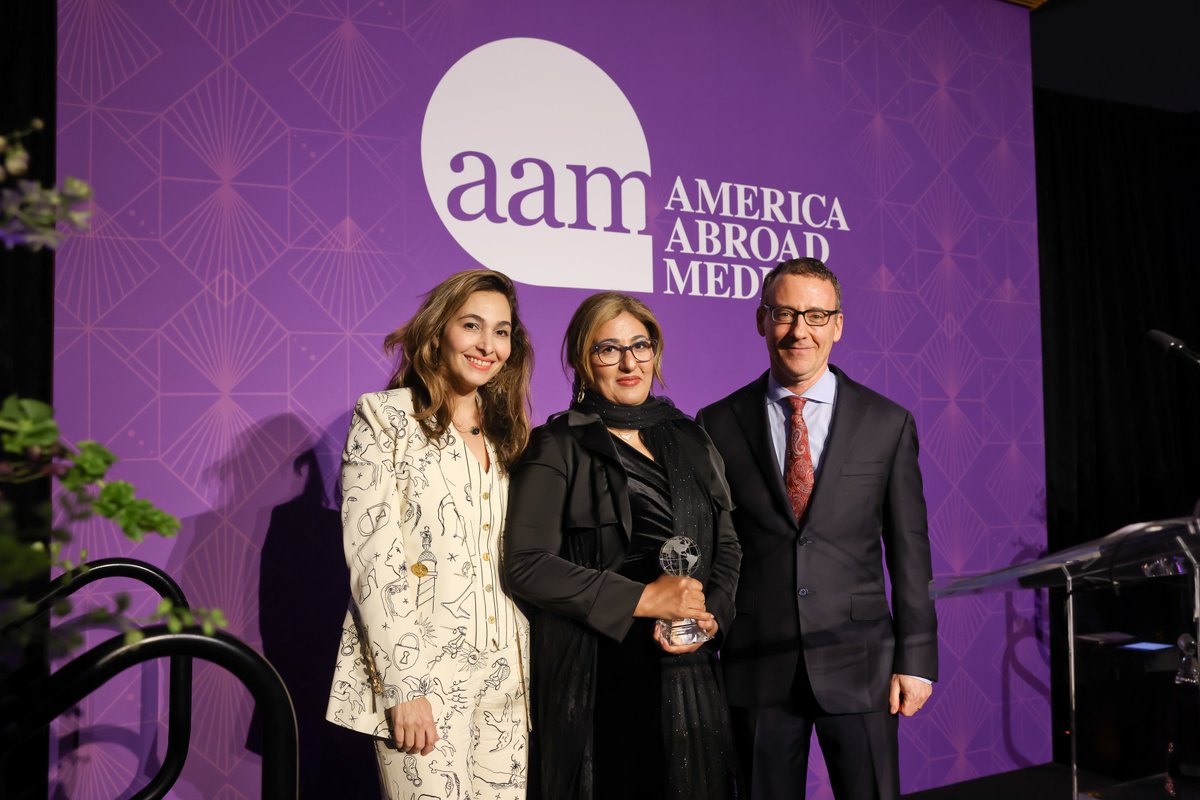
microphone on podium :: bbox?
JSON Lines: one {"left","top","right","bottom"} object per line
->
{"left": 1148, "top": 329, "right": 1200, "bottom": 370}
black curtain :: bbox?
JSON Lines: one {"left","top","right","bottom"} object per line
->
{"left": 1036, "top": 88, "right": 1200, "bottom": 765}
{"left": 0, "top": 2, "right": 55, "bottom": 798}
{"left": 0, "top": 3, "right": 55, "bottom": 401}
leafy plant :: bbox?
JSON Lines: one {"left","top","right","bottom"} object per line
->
{"left": 0, "top": 395, "right": 226, "bottom": 664}
{"left": 1, "top": 123, "right": 225, "bottom": 671}
{"left": 0, "top": 119, "right": 93, "bottom": 251}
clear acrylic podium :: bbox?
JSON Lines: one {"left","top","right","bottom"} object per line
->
{"left": 931, "top": 517, "right": 1200, "bottom": 799}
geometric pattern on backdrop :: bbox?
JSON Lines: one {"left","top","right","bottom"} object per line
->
{"left": 53, "top": 1, "right": 1047, "bottom": 797}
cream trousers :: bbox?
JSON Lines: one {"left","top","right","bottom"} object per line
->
{"left": 374, "top": 637, "right": 527, "bottom": 799}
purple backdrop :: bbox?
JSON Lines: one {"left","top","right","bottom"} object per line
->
{"left": 53, "top": 0, "right": 1048, "bottom": 796}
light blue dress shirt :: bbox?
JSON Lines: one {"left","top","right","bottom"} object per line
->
{"left": 766, "top": 368, "right": 837, "bottom": 478}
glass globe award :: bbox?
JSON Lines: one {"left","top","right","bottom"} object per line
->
{"left": 656, "top": 535, "right": 710, "bottom": 646}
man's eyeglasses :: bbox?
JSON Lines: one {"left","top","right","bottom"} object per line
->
{"left": 761, "top": 304, "right": 841, "bottom": 327}
{"left": 591, "top": 339, "right": 657, "bottom": 366}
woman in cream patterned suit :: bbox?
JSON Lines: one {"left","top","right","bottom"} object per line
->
{"left": 327, "top": 270, "right": 532, "bottom": 799}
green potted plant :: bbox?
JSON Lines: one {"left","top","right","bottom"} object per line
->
{"left": 0, "top": 121, "right": 224, "bottom": 678}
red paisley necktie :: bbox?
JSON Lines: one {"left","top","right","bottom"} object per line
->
{"left": 785, "top": 395, "right": 814, "bottom": 522}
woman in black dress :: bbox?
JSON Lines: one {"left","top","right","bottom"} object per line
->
{"left": 503, "top": 292, "right": 742, "bottom": 799}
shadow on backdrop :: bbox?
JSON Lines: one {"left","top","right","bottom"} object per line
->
{"left": 1000, "top": 533, "right": 1052, "bottom": 768}
{"left": 248, "top": 445, "right": 378, "bottom": 797}
{"left": 48, "top": 624, "right": 163, "bottom": 800}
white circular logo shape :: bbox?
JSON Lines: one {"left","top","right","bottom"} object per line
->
{"left": 422, "top": 38, "right": 652, "bottom": 292}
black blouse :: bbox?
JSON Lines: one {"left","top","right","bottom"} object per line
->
{"left": 612, "top": 437, "right": 674, "bottom": 582}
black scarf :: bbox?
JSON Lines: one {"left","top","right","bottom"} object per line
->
{"left": 571, "top": 391, "right": 716, "bottom": 580}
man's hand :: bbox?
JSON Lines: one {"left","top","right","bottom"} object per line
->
{"left": 388, "top": 696, "right": 439, "bottom": 755}
{"left": 889, "top": 674, "right": 932, "bottom": 717}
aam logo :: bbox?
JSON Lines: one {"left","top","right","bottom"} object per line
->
{"left": 421, "top": 38, "right": 652, "bottom": 292}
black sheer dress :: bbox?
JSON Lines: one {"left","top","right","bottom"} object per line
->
{"left": 592, "top": 438, "right": 741, "bottom": 800}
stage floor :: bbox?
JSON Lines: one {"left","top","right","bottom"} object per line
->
{"left": 904, "top": 763, "right": 1179, "bottom": 800}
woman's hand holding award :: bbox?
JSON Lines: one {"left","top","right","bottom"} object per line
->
{"left": 656, "top": 536, "right": 711, "bottom": 646}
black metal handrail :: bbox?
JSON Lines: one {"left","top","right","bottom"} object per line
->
{"left": 2, "top": 558, "right": 191, "bottom": 800}
{"left": 6, "top": 557, "right": 189, "bottom": 632}
{"left": 1, "top": 627, "right": 298, "bottom": 799}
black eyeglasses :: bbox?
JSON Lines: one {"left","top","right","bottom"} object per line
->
{"left": 591, "top": 339, "right": 657, "bottom": 366}
{"left": 761, "top": 304, "right": 841, "bottom": 327}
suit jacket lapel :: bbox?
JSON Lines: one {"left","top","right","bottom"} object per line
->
{"left": 568, "top": 410, "right": 633, "bottom": 541}
{"left": 806, "top": 365, "right": 872, "bottom": 523}
{"left": 438, "top": 431, "right": 478, "bottom": 531}
{"left": 733, "top": 373, "right": 795, "bottom": 526}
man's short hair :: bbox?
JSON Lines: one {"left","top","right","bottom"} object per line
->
{"left": 761, "top": 258, "right": 842, "bottom": 308}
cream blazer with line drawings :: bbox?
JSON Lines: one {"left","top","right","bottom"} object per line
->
{"left": 327, "top": 389, "right": 530, "bottom": 739}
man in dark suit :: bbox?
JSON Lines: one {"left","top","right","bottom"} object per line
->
{"left": 696, "top": 258, "right": 937, "bottom": 800}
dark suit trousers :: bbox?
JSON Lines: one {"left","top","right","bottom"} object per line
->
{"left": 732, "top": 653, "right": 900, "bottom": 800}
